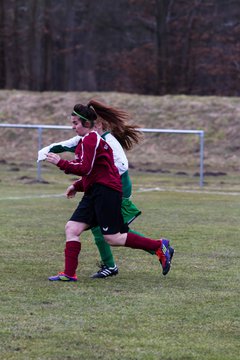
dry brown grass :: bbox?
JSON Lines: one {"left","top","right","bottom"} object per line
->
{"left": 0, "top": 90, "right": 240, "bottom": 173}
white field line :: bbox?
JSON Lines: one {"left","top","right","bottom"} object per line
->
{"left": 0, "top": 193, "right": 65, "bottom": 201}
{"left": 136, "top": 187, "right": 240, "bottom": 196}
{"left": 0, "top": 187, "right": 240, "bottom": 201}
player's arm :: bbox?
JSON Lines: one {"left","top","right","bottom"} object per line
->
{"left": 37, "top": 136, "right": 80, "bottom": 162}
{"left": 49, "top": 132, "right": 99, "bottom": 176}
{"left": 105, "top": 133, "right": 128, "bottom": 175}
{"left": 104, "top": 133, "right": 132, "bottom": 197}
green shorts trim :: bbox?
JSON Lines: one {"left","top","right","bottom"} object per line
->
{"left": 121, "top": 197, "right": 141, "bottom": 225}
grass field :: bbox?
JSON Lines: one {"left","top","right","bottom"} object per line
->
{"left": 0, "top": 164, "right": 239, "bottom": 360}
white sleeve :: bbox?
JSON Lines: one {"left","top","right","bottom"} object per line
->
{"left": 51, "top": 135, "right": 81, "bottom": 149}
{"left": 105, "top": 133, "right": 128, "bottom": 175}
{"left": 37, "top": 145, "right": 51, "bottom": 162}
{"left": 37, "top": 135, "right": 81, "bottom": 162}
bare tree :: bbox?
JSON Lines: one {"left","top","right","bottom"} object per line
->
{"left": 1, "top": 0, "right": 240, "bottom": 95}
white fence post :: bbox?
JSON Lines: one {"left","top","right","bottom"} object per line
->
{"left": 199, "top": 130, "right": 204, "bottom": 187}
{"left": 37, "top": 127, "right": 43, "bottom": 181}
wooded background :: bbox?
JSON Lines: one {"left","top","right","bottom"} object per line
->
{"left": 1, "top": 0, "right": 240, "bottom": 96}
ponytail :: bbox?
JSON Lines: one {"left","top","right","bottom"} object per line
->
{"left": 87, "top": 99, "right": 142, "bottom": 150}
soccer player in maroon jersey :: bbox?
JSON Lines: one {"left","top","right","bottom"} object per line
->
{"left": 46, "top": 102, "right": 174, "bottom": 281}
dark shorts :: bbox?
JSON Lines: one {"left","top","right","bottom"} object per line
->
{"left": 69, "top": 183, "right": 129, "bottom": 235}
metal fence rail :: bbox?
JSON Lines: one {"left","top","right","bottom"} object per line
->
{"left": 0, "top": 123, "right": 204, "bottom": 186}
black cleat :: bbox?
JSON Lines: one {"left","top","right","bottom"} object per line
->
{"left": 91, "top": 264, "right": 119, "bottom": 279}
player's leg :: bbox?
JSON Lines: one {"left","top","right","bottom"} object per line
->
{"left": 90, "top": 197, "right": 140, "bottom": 278}
{"left": 121, "top": 197, "right": 155, "bottom": 254}
{"left": 123, "top": 198, "right": 174, "bottom": 262}
{"left": 49, "top": 194, "right": 93, "bottom": 282}
{"left": 49, "top": 221, "right": 88, "bottom": 281}
{"left": 91, "top": 226, "right": 115, "bottom": 267}
{"left": 96, "top": 185, "right": 173, "bottom": 276}
{"left": 105, "top": 232, "right": 172, "bottom": 276}
{"left": 90, "top": 226, "right": 118, "bottom": 278}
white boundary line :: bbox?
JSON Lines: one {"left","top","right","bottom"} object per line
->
{"left": 0, "top": 193, "right": 65, "bottom": 201}
{"left": 137, "top": 187, "right": 240, "bottom": 196}
{"left": 0, "top": 188, "right": 240, "bottom": 201}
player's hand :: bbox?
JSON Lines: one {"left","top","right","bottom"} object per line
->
{"left": 66, "top": 185, "right": 77, "bottom": 199}
{"left": 46, "top": 152, "right": 61, "bottom": 165}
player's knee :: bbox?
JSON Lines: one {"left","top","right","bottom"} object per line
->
{"left": 65, "top": 221, "right": 71, "bottom": 233}
{"left": 103, "top": 235, "right": 115, "bottom": 245}
{"left": 104, "top": 233, "right": 125, "bottom": 246}
{"left": 65, "top": 221, "right": 78, "bottom": 238}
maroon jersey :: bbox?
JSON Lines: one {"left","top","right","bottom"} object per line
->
{"left": 57, "top": 131, "right": 122, "bottom": 193}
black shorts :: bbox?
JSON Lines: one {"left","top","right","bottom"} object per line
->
{"left": 69, "top": 183, "right": 129, "bottom": 235}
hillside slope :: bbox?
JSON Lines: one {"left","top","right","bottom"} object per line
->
{"left": 0, "top": 90, "right": 239, "bottom": 173}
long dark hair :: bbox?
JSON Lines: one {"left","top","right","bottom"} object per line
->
{"left": 87, "top": 99, "right": 142, "bottom": 150}
{"left": 72, "top": 103, "right": 97, "bottom": 127}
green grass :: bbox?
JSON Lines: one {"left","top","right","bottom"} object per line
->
{"left": 0, "top": 165, "right": 239, "bottom": 360}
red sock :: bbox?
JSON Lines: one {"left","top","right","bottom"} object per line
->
{"left": 125, "top": 232, "right": 161, "bottom": 252}
{"left": 64, "top": 241, "right": 81, "bottom": 277}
